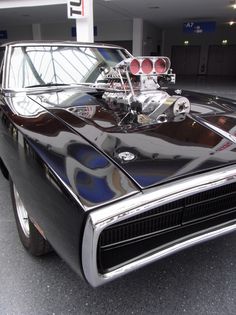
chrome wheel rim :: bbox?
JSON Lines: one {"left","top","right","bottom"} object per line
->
{"left": 13, "top": 185, "right": 30, "bottom": 238}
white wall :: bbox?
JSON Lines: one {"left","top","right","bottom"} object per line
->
{"left": 41, "top": 22, "right": 75, "bottom": 40}
{"left": 95, "top": 20, "right": 133, "bottom": 41}
{"left": 0, "top": 22, "right": 76, "bottom": 43}
{"left": 41, "top": 20, "right": 133, "bottom": 42}
{"left": 0, "top": 20, "right": 133, "bottom": 43}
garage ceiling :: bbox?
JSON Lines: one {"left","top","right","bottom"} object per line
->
{"left": 0, "top": 0, "right": 235, "bottom": 27}
{"left": 95, "top": 0, "right": 236, "bottom": 26}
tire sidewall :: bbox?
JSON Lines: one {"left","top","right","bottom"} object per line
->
{"left": 10, "top": 179, "right": 31, "bottom": 250}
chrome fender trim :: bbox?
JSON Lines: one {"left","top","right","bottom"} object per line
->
{"left": 82, "top": 165, "right": 236, "bottom": 287}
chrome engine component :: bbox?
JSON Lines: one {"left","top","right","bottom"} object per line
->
{"left": 137, "top": 93, "right": 190, "bottom": 124}
{"left": 97, "top": 56, "right": 190, "bottom": 125}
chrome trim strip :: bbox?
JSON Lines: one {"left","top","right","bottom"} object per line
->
{"left": 4, "top": 45, "right": 12, "bottom": 91}
{"left": 1, "top": 45, "right": 9, "bottom": 90}
{"left": 82, "top": 164, "right": 236, "bottom": 287}
{"left": 8, "top": 42, "right": 125, "bottom": 49}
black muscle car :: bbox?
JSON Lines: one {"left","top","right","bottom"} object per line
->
{"left": 0, "top": 41, "right": 236, "bottom": 287}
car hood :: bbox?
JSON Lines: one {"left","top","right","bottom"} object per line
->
{"left": 29, "top": 88, "right": 236, "bottom": 189}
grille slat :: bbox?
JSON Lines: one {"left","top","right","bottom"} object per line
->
{"left": 99, "top": 182, "right": 236, "bottom": 249}
{"left": 101, "top": 210, "right": 183, "bottom": 250}
{"left": 183, "top": 192, "right": 236, "bottom": 222}
{"left": 98, "top": 182, "right": 236, "bottom": 272}
{"left": 100, "top": 210, "right": 182, "bottom": 248}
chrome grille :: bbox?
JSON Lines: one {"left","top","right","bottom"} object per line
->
{"left": 99, "top": 182, "right": 236, "bottom": 249}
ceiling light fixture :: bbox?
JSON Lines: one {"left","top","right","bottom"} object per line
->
{"left": 229, "top": 0, "right": 236, "bottom": 8}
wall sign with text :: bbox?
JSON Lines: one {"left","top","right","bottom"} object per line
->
{"left": 183, "top": 21, "right": 216, "bottom": 33}
{"left": 67, "top": 0, "right": 85, "bottom": 19}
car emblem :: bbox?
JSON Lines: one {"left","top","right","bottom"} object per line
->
{"left": 118, "top": 152, "right": 136, "bottom": 161}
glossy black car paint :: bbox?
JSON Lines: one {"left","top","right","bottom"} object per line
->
{"left": 30, "top": 88, "right": 236, "bottom": 188}
{"left": 1, "top": 43, "right": 236, "bottom": 281}
{"left": 1, "top": 86, "right": 236, "bottom": 277}
{"left": 0, "top": 89, "right": 140, "bottom": 276}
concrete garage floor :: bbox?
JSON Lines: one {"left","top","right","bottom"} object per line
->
{"left": 1, "top": 77, "right": 236, "bottom": 315}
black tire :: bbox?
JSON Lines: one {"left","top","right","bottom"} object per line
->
{"left": 10, "top": 179, "right": 52, "bottom": 256}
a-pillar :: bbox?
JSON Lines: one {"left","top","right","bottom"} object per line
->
{"left": 132, "top": 18, "right": 143, "bottom": 56}
{"left": 76, "top": 0, "right": 94, "bottom": 43}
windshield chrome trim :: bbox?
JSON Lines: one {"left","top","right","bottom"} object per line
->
{"left": 82, "top": 164, "right": 236, "bottom": 287}
{"left": 4, "top": 45, "right": 12, "bottom": 91}
{"left": 1, "top": 45, "right": 10, "bottom": 90}
{"left": 6, "top": 42, "right": 127, "bottom": 50}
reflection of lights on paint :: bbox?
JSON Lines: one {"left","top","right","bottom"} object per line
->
{"left": 184, "top": 41, "right": 189, "bottom": 45}
{"left": 233, "top": 4, "right": 236, "bottom": 9}
{"left": 68, "top": 106, "right": 96, "bottom": 119}
{"left": 222, "top": 40, "right": 228, "bottom": 45}
{"left": 229, "top": 21, "right": 235, "bottom": 26}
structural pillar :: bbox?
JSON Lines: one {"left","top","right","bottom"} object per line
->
{"left": 161, "top": 29, "right": 165, "bottom": 55}
{"left": 132, "top": 18, "right": 143, "bottom": 56}
{"left": 76, "top": 0, "right": 94, "bottom": 43}
{"left": 32, "top": 23, "right": 42, "bottom": 40}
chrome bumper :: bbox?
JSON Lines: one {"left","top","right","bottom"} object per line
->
{"left": 82, "top": 165, "right": 236, "bottom": 287}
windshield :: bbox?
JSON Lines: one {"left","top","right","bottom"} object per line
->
{"left": 8, "top": 45, "right": 130, "bottom": 89}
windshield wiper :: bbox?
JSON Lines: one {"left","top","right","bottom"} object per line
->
{"left": 24, "top": 82, "right": 106, "bottom": 96}
{"left": 24, "top": 83, "right": 72, "bottom": 88}
{"left": 24, "top": 82, "right": 99, "bottom": 89}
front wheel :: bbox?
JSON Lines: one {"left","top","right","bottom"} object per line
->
{"left": 10, "top": 179, "right": 52, "bottom": 256}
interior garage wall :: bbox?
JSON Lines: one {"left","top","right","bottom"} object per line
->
{"left": 163, "top": 25, "right": 236, "bottom": 75}
{"left": 0, "top": 25, "right": 33, "bottom": 43}
{"left": 41, "top": 22, "right": 75, "bottom": 40}
{"left": 0, "top": 19, "right": 161, "bottom": 56}
{"left": 0, "top": 20, "right": 133, "bottom": 42}
{"left": 94, "top": 20, "right": 133, "bottom": 41}
{"left": 92, "top": 20, "right": 133, "bottom": 52}
{"left": 143, "top": 22, "right": 162, "bottom": 55}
